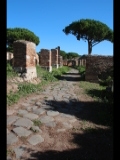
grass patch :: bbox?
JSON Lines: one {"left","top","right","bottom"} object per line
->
{"left": 7, "top": 63, "right": 17, "bottom": 78}
{"left": 79, "top": 81, "right": 113, "bottom": 103}
{"left": 79, "top": 81, "right": 113, "bottom": 127}
{"left": 74, "top": 66, "right": 86, "bottom": 80}
{"left": 79, "top": 81, "right": 105, "bottom": 100}
{"left": 7, "top": 65, "right": 70, "bottom": 106}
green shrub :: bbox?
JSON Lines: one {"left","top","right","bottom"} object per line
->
{"left": 74, "top": 66, "right": 86, "bottom": 74}
{"left": 99, "top": 76, "right": 113, "bottom": 86}
{"left": 7, "top": 63, "right": 13, "bottom": 72}
{"left": 7, "top": 63, "right": 17, "bottom": 78}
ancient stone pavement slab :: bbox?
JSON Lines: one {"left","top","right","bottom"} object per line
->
{"left": 33, "top": 108, "right": 46, "bottom": 115}
{"left": 35, "top": 101, "right": 43, "bottom": 106}
{"left": 23, "top": 113, "right": 39, "bottom": 120}
{"left": 32, "top": 105, "right": 38, "bottom": 111}
{"left": 39, "top": 116, "right": 54, "bottom": 123}
{"left": 62, "top": 122, "right": 73, "bottom": 129}
{"left": 47, "top": 110, "right": 59, "bottom": 116}
{"left": 69, "top": 119, "right": 77, "bottom": 123}
{"left": 41, "top": 105, "right": 54, "bottom": 109}
{"left": 27, "top": 135, "right": 44, "bottom": 145}
{"left": 25, "top": 105, "right": 38, "bottom": 111}
{"left": 18, "top": 109, "right": 28, "bottom": 115}
{"left": 7, "top": 116, "right": 20, "bottom": 126}
{"left": 7, "top": 109, "right": 16, "bottom": 116}
{"left": 13, "top": 127, "right": 32, "bottom": 137}
{"left": 14, "top": 118, "right": 33, "bottom": 129}
{"left": 12, "top": 145, "right": 27, "bottom": 159}
{"left": 21, "top": 103, "right": 31, "bottom": 108}
{"left": 30, "top": 126, "right": 42, "bottom": 133}
{"left": 7, "top": 156, "right": 12, "bottom": 160}
{"left": 25, "top": 106, "right": 33, "bottom": 111}
{"left": 7, "top": 133, "right": 18, "bottom": 145}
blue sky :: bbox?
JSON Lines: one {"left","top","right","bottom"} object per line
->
{"left": 7, "top": 0, "right": 113, "bottom": 56}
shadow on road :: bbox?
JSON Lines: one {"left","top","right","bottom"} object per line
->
{"left": 55, "top": 73, "right": 81, "bottom": 81}
{"left": 21, "top": 99, "right": 113, "bottom": 160}
{"left": 22, "top": 127, "right": 113, "bottom": 160}
{"left": 21, "top": 69, "right": 113, "bottom": 160}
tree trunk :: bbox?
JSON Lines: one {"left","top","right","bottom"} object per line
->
{"left": 88, "top": 40, "right": 92, "bottom": 55}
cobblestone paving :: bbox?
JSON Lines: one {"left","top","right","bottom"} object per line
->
{"left": 7, "top": 68, "right": 84, "bottom": 159}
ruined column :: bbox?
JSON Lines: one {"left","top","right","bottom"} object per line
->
{"left": 39, "top": 49, "right": 52, "bottom": 72}
{"left": 49, "top": 50, "right": 52, "bottom": 72}
{"left": 58, "top": 55, "right": 63, "bottom": 67}
{"left": 13, "top": 40, "right": 37, "bottom": 81}
{"left": 76, "top": 59, "right": 78, "bottom": 66}
{"left": 51, "top": 49, "right": 58, "bottom": 68}
{"left": 60, "top": 56, "right": 63, "bottom": 67}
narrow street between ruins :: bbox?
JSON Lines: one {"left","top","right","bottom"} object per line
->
{"left": 7, "top": 68, "right": 113, "bottom": 160}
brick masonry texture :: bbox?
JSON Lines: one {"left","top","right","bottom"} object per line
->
{"left": 13, "top": 40, "right": 36, "bottom": 68}
{"left": 39, "top": 46, "right": 62, "bottom": 69}
{"left": 39, "top": 49, "right": 51, "bottom": 67}
{"left": 85, "top": 55, "right": 113, "bottom": 83}
{"left": 13, "top": 40, "right": 37, "bottom": 80}
{"left": 51, "top": 49, "right": 58, "bottom": 66}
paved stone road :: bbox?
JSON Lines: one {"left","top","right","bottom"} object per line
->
{"left": 7, "top": 68, "right": 83, "bottom": 160}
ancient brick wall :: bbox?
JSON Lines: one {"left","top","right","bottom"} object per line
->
{"left": 78, "top": 55, "right": 86, "bottom": 66}
{"left": 51, "top": 49, "right": 58, "bottom": 68}
{"left": 58, "top": 55, "right": 63, "bottom": 67}
{"left": 67, "top": 60, "right": 76, "bottom": 66}
{"left": 62, "top": 57, "right": 79, "bottom": 67}
{"left": 39, "top": 49, "right": 52, "bottom": 72}
{"left": 39, "top": 49, "right": 50, "bottom": 66}
{"left": 75, "top": 58, "right": 79, "bottom": 66}
{"left": 56, "top": 46, "right": 63, "bottom": 67}
{"left": 39, "top": 46, "right": 61, "bottom": 71}
{"left": 13, "top": 40, "right": 37, "bottom": 80}
{"left": 13, "top": 40, "right": 36, "bottom": 68}
{"left": 85, "top": 55, "right": 113, "bottom": 83}
{"left": 63, "top": 60, "right": 68, "bottom": 66}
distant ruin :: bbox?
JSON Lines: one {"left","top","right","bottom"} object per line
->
{"left": 7, "top": 40, "right": 113, "bottom": 83}
{"left": 39, "top": 46, "right": 63, "bottom": 72}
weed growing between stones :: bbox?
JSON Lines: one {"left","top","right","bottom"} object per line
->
{"left": 32, "top": 119, "right": 42, "bottom": 126}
